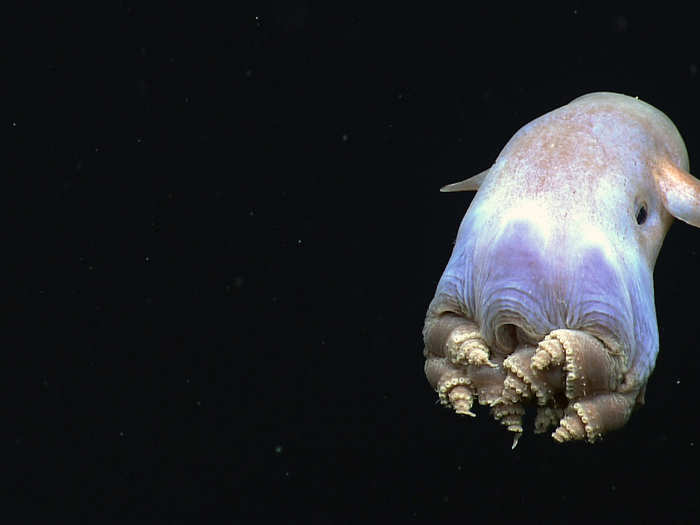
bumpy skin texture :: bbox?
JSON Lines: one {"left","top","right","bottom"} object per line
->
{"left": 424, "top": 92, "right": 700, "bottom": 445}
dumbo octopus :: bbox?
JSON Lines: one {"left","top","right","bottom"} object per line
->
{"left": 423, "top": 92, "right": 700, "bottom": 446}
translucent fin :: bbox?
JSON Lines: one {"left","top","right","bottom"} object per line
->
{"left": 439, "top": 169, "right": 489, "bottom": 193}
{"left": 654, "top": 160, "right": 700, "bottom": 227}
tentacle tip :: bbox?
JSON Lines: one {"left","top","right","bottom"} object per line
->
{"left": 531, "top": 350, "right": 551, "bottom": 370}
{"left": 511, "top": 433, "right": 522, "bottom": 450}
{"left": 488, "top": 397, "right": 505, "bottom": 408}
{"left": 552, "top": 427, "right": 570, "bottom": 443}
{"left": 452, "top": 398, "right": 476, "bottom": 417}
{"left": 466, "top": 347, "right": 498, "bottom": 368}
{"left": 552, "top": 412, "right": 587, "bottom": 443}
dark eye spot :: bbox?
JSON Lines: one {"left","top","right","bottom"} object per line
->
{"left": 636, "top": 204, "right": 647, "bottom": 225}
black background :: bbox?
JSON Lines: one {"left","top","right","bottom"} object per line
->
{"left": 9, "top": 3, "right": 700, "bottom": 522}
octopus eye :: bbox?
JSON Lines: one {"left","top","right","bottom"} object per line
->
{"left": 636, "top": 203, "right": 648, "bottom": 225}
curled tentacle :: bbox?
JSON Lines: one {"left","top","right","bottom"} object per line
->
{"left": 491, "top": 398, "right": 526, "bottom": 442}
{"left": 503, "top": 345, "right": 563, "bottom": 406}
{"left": 446, "top": 323, "right": 498, "bottom": 368}
{"left": 448, "top": 386, "right": 476, "bottom": 417}
{"left": 425, "top": 315, "right": 637, "bottom": 445}
{"left": 553, "top": 393, "right": 636, "bottom": 443}
{"left": 532, "top": 333, "right": 566, "bottom": 371}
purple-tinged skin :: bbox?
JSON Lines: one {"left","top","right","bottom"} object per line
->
{"left": 423, "top": 92, "right": 700, "bottom": 446}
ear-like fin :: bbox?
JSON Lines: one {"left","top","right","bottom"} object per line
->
{"left": 654, "top": 160, "right": 700, "bottom": 227}
{"left": 440, "top": 169, "right": 489, "bottom": 193}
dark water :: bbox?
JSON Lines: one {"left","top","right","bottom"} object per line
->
{"left": 9, "top": 4, "right": 700, "bottom": 522}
